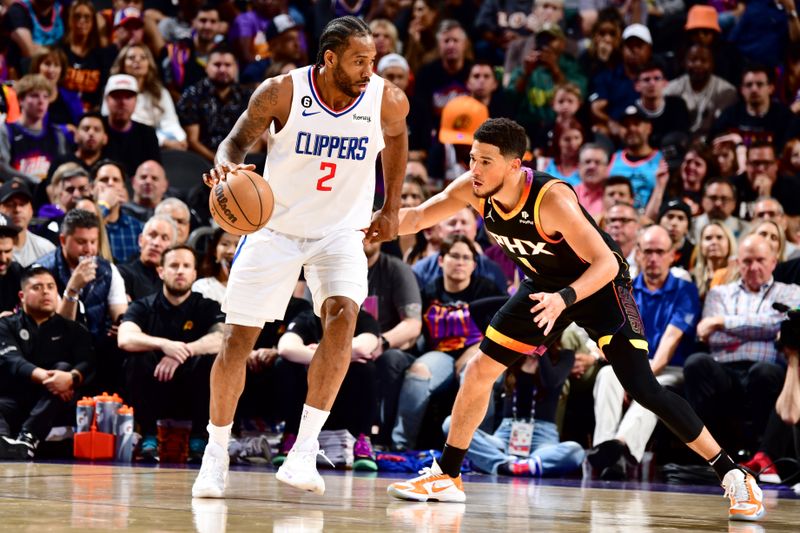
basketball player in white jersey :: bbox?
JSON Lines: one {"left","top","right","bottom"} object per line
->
{"left": 192, "top": 17, "right": 409, "bottom": 498}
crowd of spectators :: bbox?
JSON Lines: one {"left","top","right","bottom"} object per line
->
{"left": 1, "top": 0, "right": 800, "bottom": 486}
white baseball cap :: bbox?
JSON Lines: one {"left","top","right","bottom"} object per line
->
{"left": 104, "top": 74, "right": 139, "bottom": 97}
{"left": 377, "top": 53, "right": 410, "bottom": 74}
{"left": 622, "top": 23, "right": 652, "bottom": 45}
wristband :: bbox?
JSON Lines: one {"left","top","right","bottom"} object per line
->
{"left": 63, "top": 290, "right": 79, "bottom": 303}
{"left": 558, "top": 286, "right": 577, "bottom": 307}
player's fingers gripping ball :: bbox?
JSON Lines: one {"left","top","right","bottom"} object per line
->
{"left": 209, "top": 169, "right": 274, "bottom": 235}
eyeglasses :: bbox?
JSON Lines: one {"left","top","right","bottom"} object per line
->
{"left": 704, "top": 195, "right": 734, "bottom": 204}
{"left": 445, "top": 253, "right": 474, "bottom": 262}
{"left": 63, "top": 185, "right": 91, "bottom": 194}
{"left": 606, "top": 217, "right": 637, "bottom": 225}
{"left": 639, "top": 248, "right": 671, "bottom": 257}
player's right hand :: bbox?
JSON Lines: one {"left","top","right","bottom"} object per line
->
{"left": 203, "top": 161, "right": 256, "bottom": 187}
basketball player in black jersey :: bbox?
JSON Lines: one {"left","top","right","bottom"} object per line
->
{"left": 387, "top": 118, "right": 764, "bottom": 521}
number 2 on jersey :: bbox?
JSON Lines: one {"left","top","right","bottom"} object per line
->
{"left": 317, "top": 162, "right": 337, "bottom": 191}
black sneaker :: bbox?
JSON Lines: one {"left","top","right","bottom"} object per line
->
{"left": 16, "top": 432, "right": 38, "bottom": 459}
{"left": 0, "top": 435, "right": 31, "bottom": 460}
{"left": 586, "top": 439, "right": 626, "bottom": 472}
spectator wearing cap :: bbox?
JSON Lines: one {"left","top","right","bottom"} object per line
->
{"left": 438, "top": 96, "right": 489, "bottom": 182}
{"left": 683, "top": 5, "right": 741, "bottom": 86}
{"left": 574, "top": 143, "right": 609, "bottom": 217}
{"left": 589, "top": 23, "right": 653, "bottom": 138}
{"left": 0, "top": 74, "right": 70, "bottom": 185}
{"left": 710, "top": 65, "right": 793, "bottom": 151}
{"left": 607, "top": 105, "right": 666, "bottom": 211}
{"left": 730, "top": 0, "right": 800, "bottom": 69}
{"left": 467, "top": 62, "right": 512, "bottom": 119}
{"left": 378, "top": 54, "right": 410, "bottom": 94}
{"left": 506, "top": 23, "right": 587, "bottom": 138}
{"left": 158, "top": 4, "right": 224, "bottom": 100}
{"left": 91, "top": 159, "right": 145, "bottom": 263}
{"left": 229, "top": 0, "right": 306, "bottom": 66}
{"left": 732, "top": 140, "right": 800, "bottom": 220}
{"left": 408, "top": 20, "right": 472, "bottom": 165}
{"left": 177, "top": 45, "right": 253, "bottom": 163}
{"left": 0, "top": 264, "right": 95, "bottom": 461}
{"left": 632, "top": 61, "right": 689, "bottom": 149}
{"left": 0, "top": 214, "right": 24, "bottom": 314}
{"left": 664, "top": 42, "right": 737, "bottom": 140}
{"left": 111, "top": 6, "right": 145, "bottom": 50}
{"left": 659, "top": 199, "right": 694, "bottom": 270}
{"left": 101, "top": 74, "right": 161, "bottom": 177}
{"left": 241, "top": 13, "right": 307, "bottom": 85}
{"left": 589, "top": 225, "right": 699, "bottom": 480}
{"left": 0, "top": 179, "right": 55, "bottom": 267}
{"left": 3, "top": 0, "right": 64, "bottom": 62}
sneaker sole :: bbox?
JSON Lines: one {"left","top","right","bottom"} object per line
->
{"left": 386, "top": 485, "right": 466, "bottom": 503}
{"left": 275, "top": 469, "right": 325, "bottom": 495}
{"left": 729, "top": 505, "right": 765, "bottom": 522}
{"left": 192, "top": 472, "right": 229, "bottom": 498}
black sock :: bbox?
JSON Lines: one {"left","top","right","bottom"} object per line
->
{"left": 708, "top": 450, "right": 739, "bottom": 481}
{"left": 439, "top": 443, "right": 467, "bottom": 477}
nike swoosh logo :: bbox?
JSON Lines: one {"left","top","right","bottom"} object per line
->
{"left": 51, "top": 336, "right": 62, "bottom": 341}
{"left": 430, "top": 482, "right": 452, "bottom": 493}
{"left": 302, "top": 110, "right": 320, "bottom": 117}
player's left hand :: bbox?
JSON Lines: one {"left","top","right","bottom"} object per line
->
{"left": 529, "top": 292, "right": 566, "bottom": 336}
{"left": 154, "top": 356, "right": 181, "bottom": 382}
{"left": 364, "top": 208, "right": 399, "bottom": 243}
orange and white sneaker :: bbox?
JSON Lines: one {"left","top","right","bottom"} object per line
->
{"left": 722, "top": 469, "right": 765, "bottom": 521}
{"left": 386, "top": 459, "right": 466, "bottom": 503}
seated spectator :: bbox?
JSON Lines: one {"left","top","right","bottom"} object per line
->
{"left": 710, "top": 65, "right": 792, "bottom": 151}
{"left": 110, "top": 6, "right": 145, "bottom": 51}
{"left": 29, "top": 47, "right": 84, "bottom": 128}
{"left": 394, "top": 174, "right": 429, "bottom": 262}
{"left": 580, "top": 0, "right": 646, "bottom": 35}
{"left": 577, "top": 7, "right": 624, "bottom": 86}
{"left": 467, "top": 62, "right": 512, "bottom": 120}
{"left": 74, "top": 197, "right": 114, "bottom": 263}
{"left": 370, "top": 18, "right": 401, "bottom": 69}
{"left": 377, "top": 53, "right": 410, "bottom": 94}
{"left": 663, "top": 43, "right": 737, "bottom": 140}
{"left": 118, "top": 245, "right": 223, "bottom": 462}
{"left": 412, "top": 207, "right": 508, "bottom": 292}
{"left": 747, "top": 220, "right": 792, "bottom": 263}
{"left": 241, "top": 13, "right": 307, "bottom": 85}
{"left": 658, "top": 200, "right": 694, "bottom": 270}
{"left": 364, "top": 238, "right": 423, "bottom": 447}
{"left": 691, "top": 177, "right": 748, "bottom": 244}
{"left": 573, "top": 143, "right": 609, "bottom": 217}
{"left": 37, "top": 208, "right": 128, "bottom": 342}
{"left": 37, "top": 164, "right": 90, "bottom": 222}
{"left": 0, "top": 265, "right": 94, "bottom": 460}
{"left": 392, "top": 235, "right": 504, "bottom": 450}
{"left": 600, "top": 176, "right": 635, "bottom": 219}
{"left": 733, "top": 140, "right": 800, "bottom": 220}
{"left": 729, "top": 0, "right": 800, "bottom": 69}
{"left": 607, "top": 106, "right": 666, "bottom": 211}
{"left": 124, "top": 160, "right": 169, "bottom": 222}
{"left": 682, "top": 5, "right": 741, "bottom": 85}
{"left": 655, "top": 141, "right": 720, "bottom": 219}
{"left": 0, "top": 179, "right": 55, "bottom": 266}
{"left": 684, "top": 234, "right": 800, "bottom": 452}
{"left": 589, "top": 225, "right": 700, "bottom": 479}
{"left": 118, "top": 214, "right": 177, "bottom": 300}
{"left": 228, "top": 0, "right": 304, "bottom": 67}
{"left": 192, "top": 228, "right": 239, "bottom": 304}
{"left": 158, "top": 3, "right": 223, "bottom": 100}
{"left": 0, "top": 214, "right": 23, "bottom": 314}
{"left": 4, "top": 0, "right": 65, "bottom": 63}
{"left": 91, "top": 159, "right": 145, "bottom": 263}
{"left": 275, "top": 306, "right": 381, "bottom": 469}
{"left": 691, "top": 220, "right": 737, "bottom": 300}
{"left": 106, "top": 44, "right": 187, "bottom": 150}
{"left": 445, "top": 350, "right": 584, "bottom": 477}
{"left": 752, "top": 197, "right": 800, "bottom": 259}
{"left": 101, "top": 74, "right": 161, "bottom": 177}
{"left": 44, "top": 112, "right": 108, "bottom": 191}
{"left": 537, "top": 118, "right": 583, "bottom": 186}
{"left": 154, "top": 198, "right": 191, "bottom": 245}
{"left": 605, "top": 203, "right": 641, "bottom": 274}
{"left": 177, "top": 45, "right": 252, "bottom": 162}
{"left": 404, "top": 0, "right": 443, "bottom": 75}
{"left": 712, "top": 132, "right": 745, "bottom": 180}
{"left": 0, "top": 74, "right": 70, "bottom": 184}
{"left": 632, "top": 61, "right": 689, "bottom": 150}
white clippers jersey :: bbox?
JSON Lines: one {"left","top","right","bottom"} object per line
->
{"left": 264, "top": 65, "right": 385, "bottom": 238}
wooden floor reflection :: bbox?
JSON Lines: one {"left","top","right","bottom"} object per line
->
{"left": 0, "top": 462, "right": 798, "bottom": 532}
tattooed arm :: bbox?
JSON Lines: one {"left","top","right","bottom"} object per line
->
{"left": 204, "top": 75, "right": 292, "bottom": 185}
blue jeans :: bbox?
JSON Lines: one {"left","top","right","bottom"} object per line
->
{"left": 392, "top": 351, "right": 456, "bottom": 449}
{"left": 443, "top": 416, "right": 585, "bottom": 475}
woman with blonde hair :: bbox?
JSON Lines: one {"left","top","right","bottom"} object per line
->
{"left": 370, "top": 18, "right": 401, "bottom": 67}
{"left": 30, "top": 47, "right": 84, "bottom": 127}
{"left": 106, "top": 43, "right": 187, "bottom": 150}
{"left": 747, "top": 219, "right": 788, "bottom": 263}
{"left": 691, "top": 220, "right": 737, "bottom": 299}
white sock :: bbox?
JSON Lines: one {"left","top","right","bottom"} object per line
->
{"left": 207, "top": 422, "right": 232, "bottom": 450}
{"left": 295, "top": 404, "right": 329, "bottom": 448}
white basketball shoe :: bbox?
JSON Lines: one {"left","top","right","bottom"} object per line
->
{"left": 192, "top": 441, "right": 230, "bottom": 498}
{"left": 275, "top": 438, "right": 332, "bottom": 495}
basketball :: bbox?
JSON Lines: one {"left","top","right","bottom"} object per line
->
{"left": 209, "top": 169, "right": 274, "bottom": 235}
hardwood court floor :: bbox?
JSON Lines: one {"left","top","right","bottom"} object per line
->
{"left": 0, "top": 462, "right": 798, "bottom": 532}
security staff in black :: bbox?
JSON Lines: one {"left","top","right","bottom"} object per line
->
{"left": 387, "top": 118, "right": 765, "bottom": 523}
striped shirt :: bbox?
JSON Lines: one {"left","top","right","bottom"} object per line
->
{"left": 704, "top": 277, "right": 800, "bottom": 363}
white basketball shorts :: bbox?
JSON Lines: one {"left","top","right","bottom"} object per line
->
{"left": 222, "top": 227, "right": 368, "bottom": 327}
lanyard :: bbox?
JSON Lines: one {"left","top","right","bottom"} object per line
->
{"left": 733, "top": 281, "right": 775, "bottom": 316}
{"left": 512, "top": 385, "right": 536, "bottom": 421}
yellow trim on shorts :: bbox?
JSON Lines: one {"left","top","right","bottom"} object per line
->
{"left": 597, "top": 335, "right": 648, "bottom": 352}
{"left": 486, "top": 326, "right": 538, "bottom": 355}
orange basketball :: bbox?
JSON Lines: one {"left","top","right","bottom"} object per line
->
{"left": 209, "top": 169, "right": 274, "bottom": 235}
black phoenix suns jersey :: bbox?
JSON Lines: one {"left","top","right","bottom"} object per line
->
{"left": 480, "top": 168, "right": 630, "bottom": 292}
